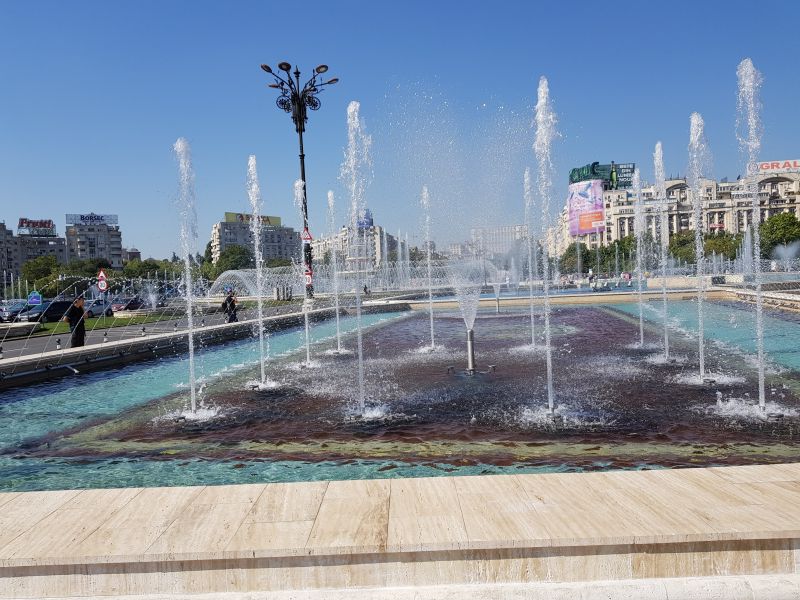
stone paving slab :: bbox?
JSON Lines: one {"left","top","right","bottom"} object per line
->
{"left": 1, "top": 465, "right": 800, "bottom": 597}
{"left": 26, "top": 575, "right": 800, "bottom": 599}
{"left": 1, "top": 464, "right": 800, "bottom": 566}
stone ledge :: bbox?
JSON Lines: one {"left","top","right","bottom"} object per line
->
{"left": 15, "top": 574, "right": 800, "bottom": 600}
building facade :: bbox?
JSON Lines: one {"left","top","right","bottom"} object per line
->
{"left": 16, "top": 218, "right": 67, "bottom": 268}
{"left": 469, "top": 225, "right": 529, "bottom": 259}
{"left": 122, "top": 247, "right": 142, "bottom": 263}
{"left": 311, "top": 225, "right": 396, "bottom": 272}
{"left": 210, "top": 213, "right": 300, "bottom": 265}
{"left": 65, "top": 213, "right": 124, "bottom": 269}
{"left": 551, "top": 171, "right": 800, "bottom": 254}
{"left": 0, "top": 222, "right": 20, "bottom": 281}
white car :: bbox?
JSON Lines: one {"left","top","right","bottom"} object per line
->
{"left": 84, "top": 299, "right": 114, "bottom": 318}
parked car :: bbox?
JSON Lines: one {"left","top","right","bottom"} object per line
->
{"left": 17, "top": 300, "right": 73, "bottom": 323}
{"left": 0, "top": 301, "right": 28, "bottom": 323}
{"left": 84, "top": 299, "right": 114, "bottom": 318}
{"left": 111, "top": 296, "right": 144, "bottom": 312}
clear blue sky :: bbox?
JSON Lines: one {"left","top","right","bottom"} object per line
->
{"left": 1, "top": 0, "right": 798, "bottom": 258}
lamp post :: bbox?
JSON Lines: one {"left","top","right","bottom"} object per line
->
{"left": 260, "top": 61, "right": 339, "bottom": 299}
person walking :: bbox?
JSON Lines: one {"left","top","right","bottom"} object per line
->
{"left": 223, "top": 291, "right": 238, "bottom": 323}
{"left": 62, "top": 295, "right": 88, "bottom": 348}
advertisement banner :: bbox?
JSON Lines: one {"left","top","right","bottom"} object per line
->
{"left": 569, "top": 161, "right": 635, "bottom": 189}
{"left": 758, "top": 160, "right": 800, "bottom": 175}
{"left": 18, "top": 218, "right": 56, "bottom": 236}
{"left": 568, "top": 180, "right": 605, "bottom": 236}
{"left": 224, "top": 212, "right": 282, "bottom": 226}
{"left": 65, "top": 213, "right": 119, "bottom": 225}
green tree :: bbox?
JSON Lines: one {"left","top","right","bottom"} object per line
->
{"left": 204, "top": 241, "right": 213, "bottom": 264}
{"left": 559, "top": 242, "right": 592, "bottom": 275}
{"left": 215, "top": 245, "right": 254, "bottom": 274}
{"left": 703, "top": 232, "right": 741, "bottom": 260}
{"left": 668, "top": 231, "right": 696, "bottom": 264}
{"left": 265, "top": 258, "right": 292, "bottom": 268}
{"left": 759, "top": 212, "right": 800, "bottom": 258}
{"left": 21, "top": 255, "right": 58, "bottom": 283}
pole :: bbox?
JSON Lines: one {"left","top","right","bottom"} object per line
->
{"left": 294, "top": 69, "right": 313, "bottom": 300}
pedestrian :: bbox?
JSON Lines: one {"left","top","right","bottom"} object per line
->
{"left": 62, "top": 295, "right": 87, "bottom": 348}
{"left": 223, "top": 291, "right": 238, "bottom": 323}
{"left": 229, "top": 293, "right": 239, "bottom": 322}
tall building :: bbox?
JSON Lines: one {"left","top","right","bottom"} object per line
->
{"left": 17, "top": 218, "right": 67, "bottom": 266}
{"left": 210, "top": 212, "right": 300, "bottom": 264}
{"left": 312, "top": 223, "right": 396, "bottom": 272}
{"left": 65, "top": 213, "right": 123, "bottom": 268}
{"left": 0, "top": 222, "right": 20, "bottom": 280}
{"left": 470, "top": 225, "right": 529, "bottom": 259}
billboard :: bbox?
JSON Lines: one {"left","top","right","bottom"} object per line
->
{"left": 65, "top": 213, "right": 119, "bottom": 225}
{"left": 224, "top": 212, "right": 282, "bottom": 226}
{"left": 18, "top": 218, "right": 56, "bottom": 237}
{"left": 569, "top": 161, "right": 635, "bottom": 189}
{"left": 758, "top": 160, "right": 800, "bottom": 175}
{"left": 568, "top": 180, "right": 605, "bottom": 236}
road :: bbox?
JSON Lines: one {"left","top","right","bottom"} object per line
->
{"left": 0, "top": 304, "right": 306, "bottom": 361}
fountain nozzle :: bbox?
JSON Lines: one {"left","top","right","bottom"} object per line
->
{"left": 466, "top": 328, "right": 476, "bottom": 375}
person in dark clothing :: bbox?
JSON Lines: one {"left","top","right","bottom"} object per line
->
{"left": 62, "top": 296, "right": 87, "bottom": 348}
{"left": 223, "top": 291, "right": 238, "bottom": 323}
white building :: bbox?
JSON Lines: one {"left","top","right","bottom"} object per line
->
{"left": 469, "top": 225, "right": 529, "bottom": 259}
{"left": 210, "top": 212, "right": 299, "bottom": 265}
{"left": 65, "top": 213, "right": 123, "bottom": 269}
{"left": 549, "top": 170, "right": 800, "bottom": 254}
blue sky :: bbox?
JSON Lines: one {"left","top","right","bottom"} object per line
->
{"left": 1, "top": 1, "right": 799, "bottom": 258}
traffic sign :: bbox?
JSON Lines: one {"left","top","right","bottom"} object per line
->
{"left": 305, "top": 274, "right": 312, "bottom": 286}
{"left": 27, "top": 291, "right": 42, "bottom": 306}
{"left": 301, "top": 228, "right": 312, "bottom": 242}
{"left": 97, "top": 279, "right": 109, "bottom": 292}
{"left": 97, "top": 269, "right": 107, "bottom": 280}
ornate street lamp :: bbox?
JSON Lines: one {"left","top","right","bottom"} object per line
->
{"left": 260, "top": 62, "right": 339, "bottom": 299}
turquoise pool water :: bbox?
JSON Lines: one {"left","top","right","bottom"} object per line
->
{"left": 0, "top": 312, "right": 402, "bottom": 452}
{"left": 612, "top": 299, "right": 800, "bottom": 370}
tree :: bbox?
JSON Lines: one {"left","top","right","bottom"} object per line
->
{"left": 559, "top": 242, "right": 592, "bottom": 275}
{"left": 204, "top": 241, "right": 213, "bottom": 264}
{"left": 759, "top": 213, "right": 800, "bottom": 258}
{"left": 21, "top": 256, "right": 58, "bottom": 284}
{"left": 668, "top": 231, "right": 696, "bottom": 264}
{"left": 703, "top": 232, "right": 741, "bottom": 260}
{"left": 265, "top": 258, "right": 292, "bottom": 268}
{"left": 215, "top": 244, "right": 254, "bottom": 274}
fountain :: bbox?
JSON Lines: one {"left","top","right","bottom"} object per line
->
{"left": 654, "top": 142, "right": 670, "bottom": 361}
{"left": 737, "top": 58, "right": 766, "bottom": 410}
{"left": 633, "top": 168, "right": 645, "bottom": 347}
{"left": 534, "top": 75, "right": 558, "bottom": 414}
{"left": 294, "top": 180, "right": 313, "bottom": 368}
{"left": 688, "top": 112, "right": 711, "bottom": 382}
{"left": 173, "top": 137, "right": 198, "bottom": 414}
{"left": 448, "top": 260, "right": 484, "bottom": 374}
{"left": 327, "top": 191, "right": 343, "bottom": 353}
{"left": 246, "top": 155, "right": 268, "bottom": 385}
{"left": 524, "top": 167, "right": 537, "bottom": 347}
{"left": 421, "top": 185, "right": 436, "bottom": 350}
{"left": 340, "top": 100, "right": 372, "bottom": 414}
{"left": 509, "top": 257, "right": 520, "bottom": 295}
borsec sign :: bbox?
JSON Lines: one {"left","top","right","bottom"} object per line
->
{"left": 27, "top": 291, "right": 42, "bottom": 306}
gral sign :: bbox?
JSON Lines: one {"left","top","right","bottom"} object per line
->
{"left": 18, "top": 218, "right": 56, "bottom": 236}
{"left": 568, "top": 180, "right": 605, "bottom": 236}
{"left": 758, "top": 160, "right": 800, "bottom": 175}
{"left": 65, "top": 213, "right": 119, "bottom": 225}
{"left": 224, "top": 212, "right": 282, "bottom": 226}
{"left": 569, "top": 161, "right": 635, "bottom": 189}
